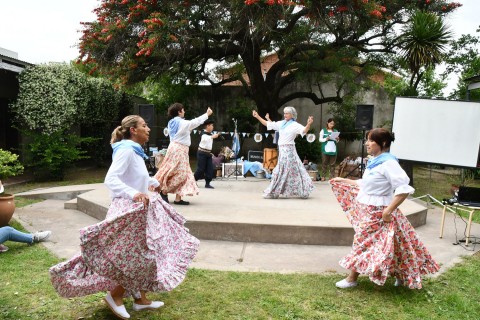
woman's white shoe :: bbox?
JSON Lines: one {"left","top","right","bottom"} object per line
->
{"left": 394, "top": 278, "right": 403, "bottom": 287}
{"left": 335, "top": 278, "right": 358, "bottom": 289}
{"left": 133, "top": 300, "right": 165, "bottom": 311}
{"left": 104, "top": 292, "right": 130, "bottom": 319}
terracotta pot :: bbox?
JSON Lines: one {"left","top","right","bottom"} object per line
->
{"left": 0, "top": 194, "right": 15, "bottom": 227}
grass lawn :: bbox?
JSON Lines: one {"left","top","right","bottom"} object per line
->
{"left": 1, "top": 227, "right": 480, "bottom": 319}
{"left": 1, "top": 164, "right": 480, "bottom": 319}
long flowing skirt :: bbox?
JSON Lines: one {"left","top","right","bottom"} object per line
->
{"left": 154, "top": 142, "right": 199, "bottom": 197}
{"left": 49, "top": 193, "right": 200, "bottom": 298}
{"left": 330, "top": 181, "right": 439, "bottom": 289}
{"left": 264, "top": 144, "right": 314, "bottom": 198}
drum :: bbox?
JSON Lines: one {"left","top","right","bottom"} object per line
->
{"left": 263, "top": 148, "right": 278, "bottom": 170}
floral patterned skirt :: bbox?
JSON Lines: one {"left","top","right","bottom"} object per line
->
{"left": 330, "top": 181, "right": 439, "bottom": 289}
{"left": 49, "top": 193, "right": 200, "bottom": 298}
{"left": 264, "top": 144, "right": 314, "bottom": 198}
{"left": 154, "top": 142, "right": 199, "bottom": 197}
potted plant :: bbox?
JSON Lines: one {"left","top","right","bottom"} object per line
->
{"left": 0, "top": 149, "right": 24, "bottom": 226}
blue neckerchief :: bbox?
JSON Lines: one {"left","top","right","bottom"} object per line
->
{"left": 168, "top": 116, "right": 182, "bottom": 140}
{"left": 112, "top": 139, "right": 148, "bottom": 160}
{"left": 366, "top": 152, "right": 398, "bottom": 170}
{"left": 280, "top": 119, "right": 295, "bottom": 129}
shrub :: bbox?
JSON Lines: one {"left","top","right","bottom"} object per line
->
{"left": 0, "top": 149, "right": 24, "bottom": 188}
{"left": 24, "top": 132, "right": 95, "bottom": 181}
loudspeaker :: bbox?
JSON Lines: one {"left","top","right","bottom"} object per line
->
{"left": 138, "top": 104, "right": 155, "bottom": 124}
{"left": 355, "top": 104, "right": 374, "bottom": 130}
{"left": 137, "top": 104, "right": 156, "bottom": 146}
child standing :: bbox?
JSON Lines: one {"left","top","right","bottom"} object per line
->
{"left": 194, "top": 120, "right": 219, "bottom": 188}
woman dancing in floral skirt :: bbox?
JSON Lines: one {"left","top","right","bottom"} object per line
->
{"left": 252, "top": 106, "right": 314, "bottom": 199}
{"left": 49, "top": 115, "right": 199, "bottom": 319}
{"left": 331, "top": 128, "right": 439, "bottom": 289}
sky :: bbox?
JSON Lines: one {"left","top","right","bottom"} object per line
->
{"left": 0, "top": 0, "right": 479, "bottom": 93}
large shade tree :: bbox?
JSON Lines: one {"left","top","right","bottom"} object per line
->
{"left": 78, "top": 0, "right": 461, "bottom": 116}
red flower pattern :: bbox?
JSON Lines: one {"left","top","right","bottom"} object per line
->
{"left": 330, "top": 181, "right": 439, "bottom": 289}
{"left": 49, "top": 194, "right": 199, "bottom": 297}
{"left": 154, "top": 142, "right": 199, "bottom": 197}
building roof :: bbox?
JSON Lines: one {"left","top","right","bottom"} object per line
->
{"left": 463, "top": 75, "right": 480, "bottom": 83}
{"left": 0, "top": 52, "right": 33, "bottom": 73}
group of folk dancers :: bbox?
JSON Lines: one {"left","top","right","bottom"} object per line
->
{"left": 47, "top": 103, "right": 439, "bottom": 319}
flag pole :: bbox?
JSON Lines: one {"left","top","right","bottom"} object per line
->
{"left": 233, "top": 118, "right": 239, "bottom": 180}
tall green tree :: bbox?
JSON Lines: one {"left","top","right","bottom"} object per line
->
{"left": 399, "top": 10, "right": 453, "bottom": 95}
{"left": 442, "top": 32, "right": 480, "bottom": 100}
{"left": 78, "top": 0, "right": 461, "bottom": 116}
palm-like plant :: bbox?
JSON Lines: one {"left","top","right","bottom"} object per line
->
{"left": 400, "top": 10, "right": 452, "bottom": 93}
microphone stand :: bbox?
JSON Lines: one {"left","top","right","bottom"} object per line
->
{"left": 233, "top": 118, "right": 239, "bottom": 180}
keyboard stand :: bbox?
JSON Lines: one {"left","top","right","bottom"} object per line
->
{"left": 440, "top": 203, "right": 479, "bottom": 246}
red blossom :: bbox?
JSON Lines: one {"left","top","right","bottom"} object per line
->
{"left": 136, "top": 48, "right": 147, "bottom": 56}
{"left": 370, "top": 9, "right": 382, "bottom": 18}
{"left": 328, "top": 10, "right": 334, "bottom": 17}
{"left": 88, "top": 66, "right": 98, "bottom": 75}
{"left": 137, "top": 39, "right": 148, "bottom": 47}
{"left": 337, "top": 6, "right": 348, "bottom": 13}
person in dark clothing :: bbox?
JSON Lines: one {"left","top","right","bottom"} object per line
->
{"left": 194, "top": 120, "right": 219, "bottom": 188}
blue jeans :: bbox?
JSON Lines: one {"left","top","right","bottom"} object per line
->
{"left": 0, "top": 226, "right": 33, "bottom": 244}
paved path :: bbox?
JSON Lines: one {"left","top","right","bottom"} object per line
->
{"left": 12, "top": 182, "right": 480, "bottom": 276}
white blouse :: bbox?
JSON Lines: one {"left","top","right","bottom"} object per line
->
{"left": 171, "top": 113, "right": 209, "bottom": 147}
{"left": 104, "top": 148, "right": 159, "bottom": 200}
{"left": 267, "top": 120, "right": 305, "bottom": 145}
{"left": 356, "top": 159, "right": 415, "bottom": 206}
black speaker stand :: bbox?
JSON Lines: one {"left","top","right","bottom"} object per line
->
{"left": 345, "top": 130, "right": 366, "bottom": 178}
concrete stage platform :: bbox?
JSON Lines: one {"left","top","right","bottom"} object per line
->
{"left": 17, "top": 178, "right": 428, "bottom": 246}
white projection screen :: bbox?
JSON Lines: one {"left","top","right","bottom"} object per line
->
{"left": 390, "top": 97, "right": 480, "bottom": 168}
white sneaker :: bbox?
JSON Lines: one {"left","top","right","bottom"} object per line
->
{"left": 104, "top": 292, "right": 130, "bottom": 319}
{"left": 335, "top": 278, "right": 358, "bottom": 289}
{"left": 394, "top": 278, "right": 403, "bottom": 287}
{"left": 33, "top": 231, "right": 51, "bottom": 243}
{"left": 263, "top": 193, "right": 279, "bottom": 199}
{"left": 133, "top": 300, "right": 164, "bottom": 311}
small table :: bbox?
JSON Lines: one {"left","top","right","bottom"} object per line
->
{"left": 440, "top": 203, "right": 479, "bottom": 246}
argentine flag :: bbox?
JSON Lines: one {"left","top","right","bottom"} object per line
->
{"left": 232, "top": 131, "right": 240, "bottom": 157}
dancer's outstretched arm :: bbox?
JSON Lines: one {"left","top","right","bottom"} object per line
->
{"left": 252, "top": 110, "right": 268, "bottom": 127}
{"left": 302, "top": 116, "right": 314, "bottom": 134}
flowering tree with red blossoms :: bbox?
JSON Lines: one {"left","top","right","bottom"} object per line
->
{"left": 79, "top": 0, "right": 461, "bottom": 116}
